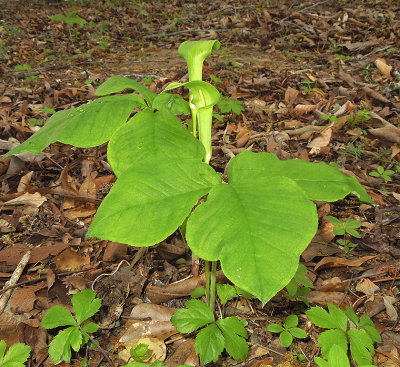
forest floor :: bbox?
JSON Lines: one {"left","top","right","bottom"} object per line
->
{"left": 0, "top": 0, "right": 400, "bottom": 366}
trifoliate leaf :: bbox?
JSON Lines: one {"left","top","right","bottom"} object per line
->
{"left": 280, "top": 330, "right": 293, "bottom": 347}
{"left": 171, "top": 300, "right": 214, "bottom": 333}
{"left": 289, "top": 327, "right": 308, "bottom": 339}
{"left": 152, "top": 93, "right": 190, "bottom": 115}
{"left": 216, "top": 317, "right": 248, "bottom": 360}
{"left": 41, "top": 305, "right": 76, "bottom": 329}
{"left": 195, "top": 323, "right": 225, "bottom": 365}
{"left": 0, "top": 341, "right": 31, "bottom": 367}
{"left": 267, "top": 324, "right": 284, "bottom": 333}
{"left": 48, "top": 326, "right": 82, "bottom": 364}
{"left": 95, "top": 76, "right": 156, "bottom": 106}
{"left": 348, "top": 329, "right": 374, "bottom": 366}
{"left": 72, "top": 289, "right": 102, "bottom": 325}
{"left": 216, "top": 284, "right": 237, "bottom": 305}
{"left": 318, "top": 329, "right": 348, "bottom": 358}
{"left": 284, "top": 315, "right": 299, "bottom": 329}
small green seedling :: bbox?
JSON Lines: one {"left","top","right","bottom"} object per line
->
{"left": 190, "top": 286, "right": 206, "bottom": 299}
{"left": 41, "top": 289, "right": 101, "bottom": 364}
{"left": 369, "top": 166, "right": 395, "bottom": 182}
{"left": 322, "top": 114, "right": 340, "bottom": 124}
{"left": 216, "top": 283, "right": 252, "bottom": 305}
{"left": 300, "top": 80, "right": 316, "bottom": 93}
{"left": 209, "top": 74, "right": 222, "bottom": 83}
{"left": 217, "top": 96, "right": 244, "bottom": 115}
{"left": 292, "top": 349, "right": 307, "bottom": 362}
{"left": 347, "top": 110, "right": 370, "bottom": 126}
{"left": 28, "top": 118, "right": 44, "bottom": 127}
{"left": 267, "top": 314, "right": 307, "bottom": 347}
{"left": 0, "top": 340, "right": 31, "bottom": 367}
{"left": 306, "top": 303, "right": 381, "bottom": 366}
{"left": 49, "top": 12, "right": 87, "bottom": 27}
{"left": 284, "top": 264, "right": 313, "bottom": 305}
{"left": 129, "top": 344, "right": 152, "bottom": 363}
{"left": 171, "top": 300, "right": 248, "bottom": 364}
{"left": 327, "top": 216, "right": 362, "bottom": 254}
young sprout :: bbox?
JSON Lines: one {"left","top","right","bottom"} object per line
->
{"left": 369, "top": 165, "right": 394, "bottom": 182}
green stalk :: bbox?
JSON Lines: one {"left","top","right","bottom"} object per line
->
{"left": 197, "top": 107, "right": 213, "bottom": 164}
{"left": 205, "top": 260, "right": 210, "bottom": 307}
{"left": 209, "top": 261, "right": 217, "bottom": 311}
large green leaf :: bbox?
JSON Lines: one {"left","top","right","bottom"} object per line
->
{"left": 108, "top": 109, "right": 204, "bottom": 177}
{"left": 4, "top": 94, "right": 145, "bottom": 157}
{"left": 186, "top": 176, "right": 318, "bottom": 304}
{"left": 228, "top": 150, "right": 373, "bottom": 203}
{"left": 152, "top": 93, "right": 190, "bottom": 115}
{"left": 95, "top": 76, "right": 156, "bottom": 106}
{"left": 87, "top": 158, "right": 220, "bottom": 246}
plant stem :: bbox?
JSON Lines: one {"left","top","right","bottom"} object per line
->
{"left": 77, "top": 324, "right": 115, "bottom": 367}
{"left": 190, "top": 104, "right": 197, "bottom": 137}
{"left": 209, "top": 261, "right": 217, "bottom": 312}
{"left": 205, "top": 260, "right": 210, "bottom": 307}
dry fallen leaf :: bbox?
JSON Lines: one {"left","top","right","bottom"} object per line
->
{"left": 375, "top": 58, "right": 392, "bottom": 78}
{"left": 356, "top": 278, "right": 380, "bottom": 301}
{"left": 314, "top": 255, "right": 376, "bottom": 271}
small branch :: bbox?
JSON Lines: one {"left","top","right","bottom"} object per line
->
{"left": 143, "top": 29, "right": 229, "bottom": 40}
{"left": 280, "top": 0, "right": 332, "bottom": 21}
{"left": 0, "top": 251, "right": 31, "bottom": 314}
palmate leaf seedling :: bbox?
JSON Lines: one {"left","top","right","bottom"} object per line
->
{"left": 3, "top": 40, "right": 373, "bottom": 364}
{"left": 267, "top": 314, "right": 307, "bottom": 348}
{"left": 306, "top": 303, "right": 381, "bottom": 366}
{"left": 171, "top": 300, "right": 248, "bottom": 364}
{"left": 41, "top": 289, "right": 102, "bottom": 364}
{"left": 369, "top": 165, "right": 395, "bottom": 182}
{"left": 0, "top": 340, "right": 31, "bottom": 367}
{"left": 326, "top": 216, "right": 362, "bottom": 254}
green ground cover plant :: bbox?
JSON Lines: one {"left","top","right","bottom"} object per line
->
{"left": 267, "top": 314, "right": 307, "bottom": 347}
{"left": 326, "top": 216, "right": 362, "bottom": 254}
{"left": 41, "top": 289, "right": 102, "bottom": 364}
{"left": 0, "top": 340, "right": 31, "bottom": 367}
{"left": 3, "top": 40, "right": 373, "bottom": 363}
{"left": 369, "top": 165, "right": 395, "bottom": 182}
{"left": 307, "top": 303, "right": 381, "bottom": 366}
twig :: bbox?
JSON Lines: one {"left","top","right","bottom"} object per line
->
{"left": 250, "top": 342, "right": 285, "bottom": 357}
{"left": 0, "top": 251, "right": 31, "bottom": 314}
{"left": 129, "top": 247, "right": 147, "bottom": 270}
{"left": 143, "top": 29, "right": 229, "bottom": 39}
{"left": 280, "top": 0, "right": 332, "bottom": 21}
{"left": 0, "top": 267, "right": 96, "bottom": 296}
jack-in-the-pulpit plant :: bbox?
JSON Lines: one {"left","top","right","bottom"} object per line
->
{"left": 3, "top": 40, "right": 373, "bottom": 314}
